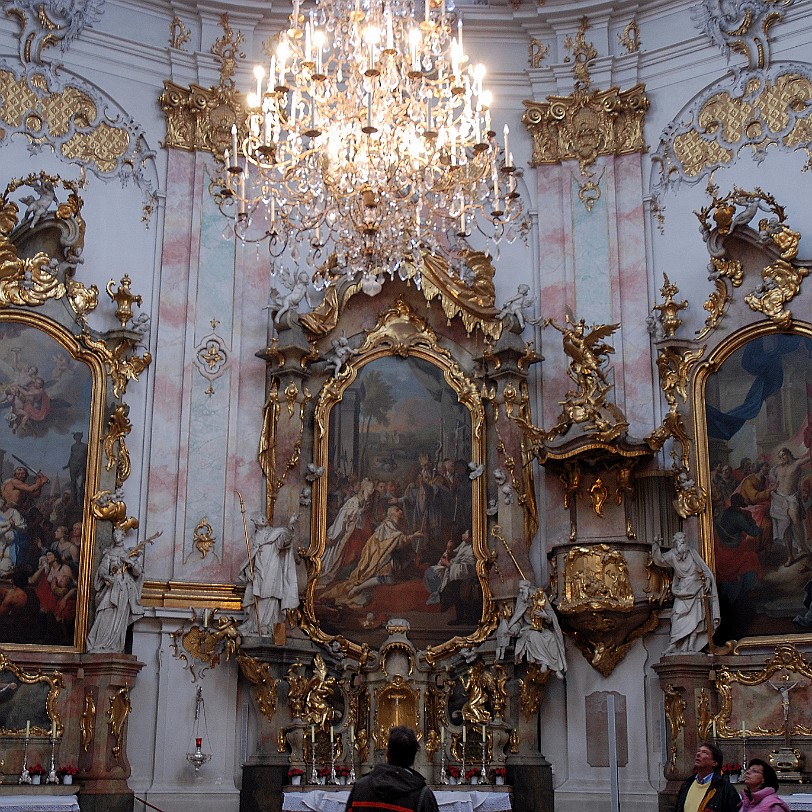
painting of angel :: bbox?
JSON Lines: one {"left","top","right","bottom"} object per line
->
{"left": 0, "top": 320, "right": 94, "bottom": 647}
{"left": 704, "top": 332, "right": 812, "bottom": 643}
{"left": 314, "top": 354, "right": 483, "bottom": 650}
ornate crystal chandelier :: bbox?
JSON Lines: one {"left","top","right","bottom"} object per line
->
{"left": 216, "top": 0, "right": 523, "bottom": 291}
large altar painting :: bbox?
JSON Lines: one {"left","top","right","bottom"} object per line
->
{"left": 705, "top": 331, "right": 812, "bottom": 643}
{"left": 0, "top": 319, "right": 94, "bottom": 647}
{"left": 314, "top": 354, "right": 483, "bottom": 650}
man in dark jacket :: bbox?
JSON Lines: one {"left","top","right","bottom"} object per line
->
{"left": 345, "top": 726, "right": 438, "bottom": 812}
{"left": 674, "top": 742, "right": 741, "bottom": 812}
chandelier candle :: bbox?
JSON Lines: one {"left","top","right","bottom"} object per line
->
{"left": 218, "top": 0, "right": 524, "bottom": 292}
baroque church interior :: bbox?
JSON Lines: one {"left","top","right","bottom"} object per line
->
{"left": 0, "top": 0, "right": 811, "bottom": 810}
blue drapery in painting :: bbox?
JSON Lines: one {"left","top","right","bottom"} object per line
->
{"left": 706, "top": 334, "right": 805, "bottom": 441}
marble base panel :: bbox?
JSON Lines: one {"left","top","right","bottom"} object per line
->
{"left": 134, "top": 789, "right": 240, "bottom": 812}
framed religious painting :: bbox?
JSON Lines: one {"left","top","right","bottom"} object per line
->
{"left": 0, "top": 311, "right": 105, "bottom": 649}
{"left": 302, "top": 300, "right": 491, "bottom": 659}
{"left": 0, "top": 651, "right": 62, "bottom": 735}
{"left": 695, "top": 323, "right": 812, "bottom": 645}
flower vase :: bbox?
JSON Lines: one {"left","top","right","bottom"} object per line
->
{"left": 339, "top": 777, "right": 347, "bottom": 786}
{"left": 469, "top": 776, "right": 478, "bottom": 786}
{"left": 63, "top": 776, "right": 73, "bottom": 785}
{"left": 32, "top": 776, "right": 41, "bottom": 785}
{"left": 495, "top": 776, "right": 505, "bottom": 786}
{"left": 291, "top": 775, "right": 302, "bottom": 786}
{"left": 449, "top": 777, "right": 457, "bottom": 785}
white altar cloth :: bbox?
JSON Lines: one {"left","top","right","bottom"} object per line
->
{"left": 781, "top": 793, "right": 812, "bottom": 811}
{"left": 0, "top": 795, "right": 79, "bottom": 812}
{"left": 283, "top": 789, "right": 511, "bottom": 812}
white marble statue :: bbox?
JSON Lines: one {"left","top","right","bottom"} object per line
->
{"left": 651, "top": 531, "right": 721, "bottom": 655}
{"left": 238, "top": 513, "right": 300, "bottom": 636}
{"left": 86, "top": 527, "right": 161, "bottom": 653}
{"left": 502, "top": 580, "right": 566, "bottom": 678}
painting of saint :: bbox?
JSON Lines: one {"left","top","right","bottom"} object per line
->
{"left": 0, "top": 321, "right": 94, "bottom": 647}
{"left": 705, "top": 333, "right": 812, "bottom": 642}
{"left": 315, "top": 354, "right": 482, "bottom": 649}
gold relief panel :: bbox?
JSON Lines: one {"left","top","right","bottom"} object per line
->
{"left": 301, "top": 297, "right": 491, "bottom": 662}
{"left": 558, "top": 545, "right": 634, "bottom": 615}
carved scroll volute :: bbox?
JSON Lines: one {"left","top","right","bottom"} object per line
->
{"left": 663, "top": 683, "right": 687, "bottom": 778}
{"left": 106, "top": 685, "right": 131, "bottom": 764}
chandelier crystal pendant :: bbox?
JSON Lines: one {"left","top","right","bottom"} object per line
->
{"left": 218, "top": 0, "right": 523, "bottom": 292}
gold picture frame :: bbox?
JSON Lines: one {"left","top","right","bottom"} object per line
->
{"left": 300, "top": 298, "right": 493, "bottom": 661}
{"left": 0, "top": 651, "right": 63, "bottom": 736}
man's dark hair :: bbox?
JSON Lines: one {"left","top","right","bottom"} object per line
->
{"left": 387, "top": 726, "right": 419, "bottom": 768}
{"left": 701, "top": 741, "right": 724, "bottom": 771}
{"left": 747, "top": 758, "right": 779, "bottom": 790}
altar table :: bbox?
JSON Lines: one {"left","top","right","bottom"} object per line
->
{"left": 0, "top": 796, "right": 79, "bottom": 812}
{"left": 781, "top": 794, "right": 812, "bottom": 811}
{"left": 283, "top": 788, "right": 511, "bottom": 812}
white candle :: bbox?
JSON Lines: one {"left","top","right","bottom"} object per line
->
{"left": 25, "top": 719, "right": 30, "bottom": 738}
{"left": 203, "top": 609, "right": 209, "bottom": 628}
{"left": 457, "top": 18, "right": 463, "bottom": 53}
{"left": 231, "top": 124, "right": 238, "bottom": 160}
{"left": 712, "top": 720, "right": 717, "bottom": 739}
{"left": 503, "top": 124, "right": 510, "bottom": 161}
{"left": 742, "top": 721, "right": 746, "bottom": 738}
{"left": 349, "top": 723, "right": 355, "bottom": 744}
{"left": 481, "top": 724, "right": 486, "bottom": 742}
{"left": 440, "top": 727, "right": 445, "bottom": 745}
{"left": 51, "top": 719, "right": 56, "bottom": 738}
{"left": 311, "top": 724, "right": 316, "bottom": 743}
{"left": 462, "top": 725, "right": 466, "bottom": 743}
{"left": 330, "top": 726, "right": 334, "bottom": 744}
{"left": 425, "top": 0, "right": 430, "bottom": 22}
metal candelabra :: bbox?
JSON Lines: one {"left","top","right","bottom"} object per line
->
{"left": 329, "top": 739, "right": 337, "bottom": 785}
{"left": 479, "top": 738, "right": 488, "bottom": 784}
{"left": 310, "top": 736, "right": 318, "bottom": 785}
{"left": 348, "top": 734, "right": 356, "bottom": 785}
{"left": 439, "top": 742, "right": 448, "bottom": 784}
{"left": 46, "top": 733, "right": 59, "bottom": 784}
{"left": 18, "top": 737, "right": 31, "bottom": 784}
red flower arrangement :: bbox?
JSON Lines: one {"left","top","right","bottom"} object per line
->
{"left": 288, "top": 767, "right": 304, "bottom": 778}
{"left": 446, "top": 765, "right": 461, "bottom": 779}
{"left": 491, "top": 767, "right": 507, "bottom": 778}
{"left": 29, "top": 763, "right": 46, "bottom": 777}
{"left": 722, "top": 763, "right": 742, "bottom": 775}
{"left": 58, "top": 766, "right": 78, "bottom": 778}
{"left": 336, "top": 765, "right": 352, "bottom": 778}
{"left": 465, "top": 768, "right": 480, "bottom": 781}
{"left": 317, "top": 767, "right": 331, "bottom": 778}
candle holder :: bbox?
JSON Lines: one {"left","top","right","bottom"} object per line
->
{"left": 329, "top": 739, "right": 337, "bottom": 785}
{"left": 479, "top": 738, "right": 488, "bottom": 784}
{"left": 46, "top": 733, "right": 59, "bottom": 784}
{"left": 310, "top": 735, "right": 318, "bottom": 785}
{"left": 18, "top": 737, "right": 32, "bottom": 784}
{"left": 439, "top": 742, "right": 448, "bottom": 785}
